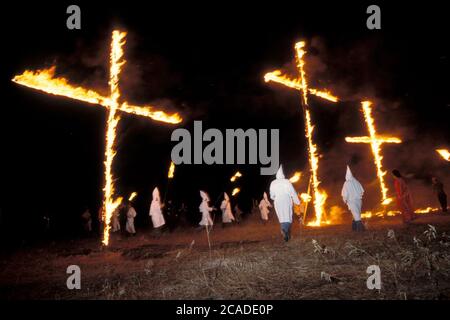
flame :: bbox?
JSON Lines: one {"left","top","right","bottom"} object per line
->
{"left": 415, "top": 207, "right": 439, "bottom": 214}
{"left": 345, "top": 101, "right": 401, "bottom": 206}
{"left": 265, "top": 40, "right": 335, "bottom": 226}
{"left": 12, "top": 68, "right": 182, "bottom": 125}
{"left": 436, "top": 149, "right": 450, "bottom": 161}
{"left": 264, "top": 70, "right": 338, "bottom": 103}
{"left": 231, "top": 188, "right": 241, "bottom": 196}
{"left": 12, "top": 67, "right": 105, "bottom": 104}
{"left": 128, "top": 192, "right": 137, "bottom": 201}
{"left": 12, "top": 31, "right": 184, "bottom": 245}
{"left": 264, "top": 67, "right": 338, "bottom": 103}
{"left": 296, "top": 42, "right": 327, "bottom": 226}
{"left": 300, "top": 193, "right": 312, "bottom": 202}
{"left": 168, "top": 161, "right": 175, "bottom": 179}
{"left": 305, "top": 109, "right": 327, "bottom": 226}
{"left": 289, "top": 171, "right": 302, "bottom": 183}
{"left": 230, "top": 171, "right": 242, "bottom": 182}
{"left": 361, "top": 207, "right": 439, "bottom": 219}
{"left": 102, "top": 30, "right": 127, "bottom": 246}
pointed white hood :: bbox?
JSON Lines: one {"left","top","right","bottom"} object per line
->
{"left": 224, "top": 192, "right": 230, "bottom": 201}
{"left": 276, "top": 165, "right": 285, "bottom": 179}
{"left": 200, "top": 190, "right": 210, "bottom": 202}
{"left": 345, "top": 166, "right": 354, "bottom": 181}
{"left": 342, "top": 166, "right": 364, "bottom": 202}
{"left": 152, "top": 187, "right": 160, "bottom": 202}
{"left": 263, "top": 192, "right": 269, "bottom": 203}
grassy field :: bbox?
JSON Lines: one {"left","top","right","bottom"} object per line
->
{"left": 1, "top": 212, "right": 450, "bottom": 300}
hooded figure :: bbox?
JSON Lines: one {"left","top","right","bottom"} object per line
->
{"left": 259, "top": 192, "right": 272, "bottom": 222}
{"left": 220, "top": 192, "right": 235, "bottom": 224}
{"left": 341, "top": 166, "right": 365, "bottom": 231}
{"left": 149, "top": 187, "right": 166, "bottom": 229}
{"left": 270, "top": 165, "right": 300, "bottom": 241}
{"left": 199, "top": 190, "right": 214, "bottom": 226}
{"left": 111, "top": 207, "right": 121, "bottom": 232}
{"left": 125, "top": 203, "right": 137, "bottom": 235}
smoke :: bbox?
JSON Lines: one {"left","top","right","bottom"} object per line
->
{"left": 260, "top": 36, "right": 449, "bottom": 214}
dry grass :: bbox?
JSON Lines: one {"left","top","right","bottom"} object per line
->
{"left": 1, "top": 213, "right": 450, "bottom": 300}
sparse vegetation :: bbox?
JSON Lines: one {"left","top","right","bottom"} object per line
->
{"left": 1, "top": 213, "right": 450, "bottom": 299}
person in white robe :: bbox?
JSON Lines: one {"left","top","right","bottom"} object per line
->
{"left": 341, "top": 165, "right": 365, "bottom": 232}
{"left": 270, "top": 165, "right": 300, "bottom": 241}
{"left": 220, "top": 192, "right": 235, "bottom": 226}
{"left": 259, "top": 192, "right": 272, "bottom": 223}
{"left": 125, "top": 202, "right": 137, "bottom": 235}
{"left": 199, "top": 190, "right": 214, "bottom": 227}
{"left": 149, "top": 187, "right": 166, "bottom": 230}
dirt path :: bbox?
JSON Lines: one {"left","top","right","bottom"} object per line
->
{"left": 1, "top": 213, "right": 450, "bottom": 299}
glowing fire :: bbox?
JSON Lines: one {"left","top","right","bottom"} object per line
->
{"left": 264, "top": 70, "right": 339, "bottom": 103}
{"left": 231, "top": 188, "right": 241, "bottom": 196}
{"left": 304, "top": 109, "right": 327, "bottom": 226}
{"left": 128, "top": 192, "right": 137, "bottom": 201}
{"left": 415, "top": 207, "right": 439, "bottom": 214}
{"left": 168, "top": 161, "right": 175, "bottom": 179}
{"left": 12, "top": 30, "right": 183, "bottom": 245}
{"left": 289, "top": 171, "right": 302, "bottom": 183}
{"left": 361, "top": 207, "right": 439, "bottom": 219}
{"left": 345, "top": 101, "right": 401, "bottom": 206}
{"left": 12, "top": 69, "right": 182, "bottom": 124}
{"left": 300, "top": 193, "right": 312, "bottom": 202}
{"left": 436, "top": 149, "right": 450, "bottom": 161}
{"left": 230, "top": 171, "right": 242, "bottom": 182}
{"left": 265, "top": 40, "right": 337, "bottom": 226}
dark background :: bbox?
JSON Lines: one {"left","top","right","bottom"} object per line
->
{"left": 0, "top": 1, "right": 448, "bottom": 245}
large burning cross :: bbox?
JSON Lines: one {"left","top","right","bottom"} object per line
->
{"left": 345, "top": 101, "right": 401, "bottom": 206}
{"left": 264, "top": 41, "right": 339, "bottom": 226}
{"left": 12, "top": 30, "right": 182, "bottom": 245}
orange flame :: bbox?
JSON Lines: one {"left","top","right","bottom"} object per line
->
{"left": 436, "top": 149, "right": 450, "bottom": 161}
{"left": 289, "top": 171, "right": 302, "bottom": 183}
{"left": 264, "top": 71, "right": 339, "bottom": 103}
{"left": 128, "top": 192, "right": 138, "bottom": 202}
{"left": 264, "top": 40, "right": 336, "bottom": 226}
{"left": 230, "top": 171, "right": 242, "bottom": 182}
{"left": 168, "top": 161, "right": 175, "bottom": 179}
{"left": 12, "top": 30, "right": 183, "bottom": 245}
{"left": 231, "top": 188, "right": 241, "bottom": 196}
{"left": 300, "top": 193, "right": 312, "bottom": 202}
{"left": 102, "top": 30, "right": 127, "bottom": 246}
{"left": 12, "top": 69, "right": 182, "bottom": 124}
{"left": 345, "top": 101, "right": 401, "bottom": 206}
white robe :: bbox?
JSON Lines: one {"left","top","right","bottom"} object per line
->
{"left": 341, "top": 166, "right": 364, "bottom": 221}
{"left": 126, "top": 207, "right": 137, "bottom": 234}
{"left": 269, "top": 166, "right": 300, "bottom": 223}
{"left": 220, "top": 199, "right": 235, "bottom": 223}
{"left": 259, "top": 199, "right": 271, "bottom": 221}
{"left": 199, "top": 201, "right": 214, "bottom": 226}
{"left": 149, "top": 200, "right": 165, "bottom": 228}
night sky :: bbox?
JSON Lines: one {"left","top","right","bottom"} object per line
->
{"left": 1, "top": 1, "right": 449, "bottom": 244}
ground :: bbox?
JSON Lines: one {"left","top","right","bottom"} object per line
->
{"left": 1, "top": 212, "right": 450, "bottom": 300}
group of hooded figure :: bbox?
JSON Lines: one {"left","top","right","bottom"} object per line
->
{"left": 101, "top": 162, "right": 443, "bottom": 242}
{"left": 108, "top": 187, "right": 166, "bottom": 236}
{"left": 264, "top": 164, "right": 365, "bottom": 242}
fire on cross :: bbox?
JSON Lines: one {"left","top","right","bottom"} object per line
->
{"left": 11, "top": 31, "right": 403, "bottom": 244}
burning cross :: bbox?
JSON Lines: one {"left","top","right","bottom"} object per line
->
{"left": 345, "top": 101, "right": 401, "bottom": 206}
{"left": 12, "top": 30, "right": 182, "bottom": 245}
{"left": 264, "top": 41, "right": 339, "bottom": 226}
